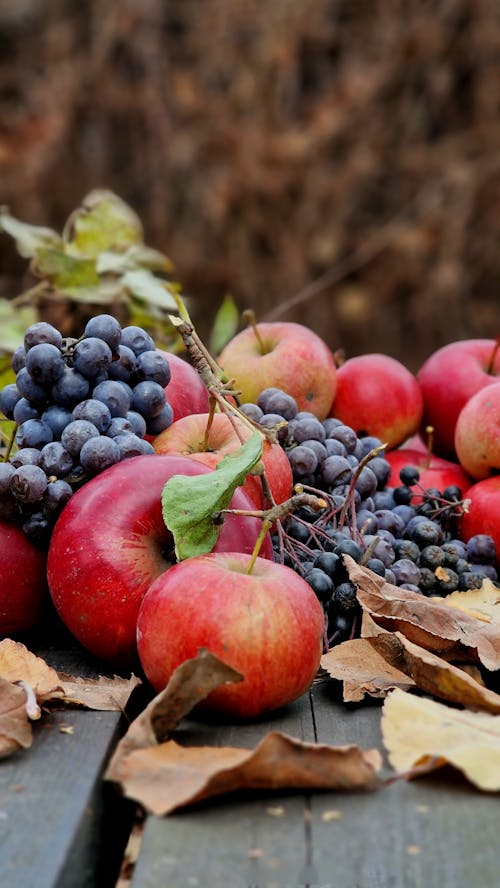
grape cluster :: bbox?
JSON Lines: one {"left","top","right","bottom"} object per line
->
{"left": 241, "top": 387, "right": 498, "bottom": 647}
{"left": 0, "top": 316, "right": 172, "bottom": 545}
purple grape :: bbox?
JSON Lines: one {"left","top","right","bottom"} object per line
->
{"left": 257, "top": 388, "right": 298, "bottom": 421}
{"left": 466, "top": 534, "right": 496, "bottom": 565}
{"left": 131, "top": 380, "right": 166, "bottom": 419}
{"left": 72, "top": 337, "right": 113, "bottom": 379}
{"left": 126, "top": 410, "right": 147, "bottom": 438}
{"left": 44, "top": 479, "right": 73, "bottom": 512}
{"left": 13, "top": 398, "right": 40, "bottom": 424}
{"left": 107, "top": 345, "right": 138, "bottom": 382}
{"left": 134, "top": 351, "right": 171, "bottom": 387}
{"left": 367, "top": 456, "right": 391, "bottom": 489}
{"left": 239, "top": 403, "right": 264, "bottom": 423}
{"left": 10, "top": 464, "right": 48, "bottom": 503}
{"left": 25, "top": 342, "right": 65, "bottom": 384}
{"left": 327, "top": 424, "right": 358, "bottom": 453}
{"left": 120, "top": 325, "right": 156, "bottom": 355}
{"left": 106, "top": 416, "right": 134, "bottom": 438}
{"left": 61, "top": 419, "right": 100, "bottom": 458}
{"left": 79, "top": 435, "right": 121, "bottom": 473}
{"left": 16, "top": 368, "right": 49, "bottom": 404}
{"left": 16, "top": 419, "right": 53, "bottom": 449}
{"left": 24, "top": 321, "right": 62, "bottom": 351}
{"left": 84, "top": 314, "right": 122, "bottom": 351}
{"left": 0, "top": 462, "right": 16, "bottom": 493}
{"left": 375, "top": 509, "right": 405, "bottom": 536}
{"left": 10, "top": 448, "right": 42, "bottom": 468}
{"left": 321, "top": 455, "right": 352, "bottom": 487}
{"left": 51, "top": 367, "right": 90, "bottom": 407}
{"left": 0, "top": 383, "right": 22, "bottom": 418}
{"left": 391, "top": 558, "right": 421, "bottom": 586}
{"left": 93, "top": 380, "right": 131, "bottom": 417}
{"left": 115, "top": 434, "right": 155, "bottom": 460}
{"left": 41, "top": 404, "right": 73, "bottom": 439}
{"left": 11, "top": 346, "right": 26, "bottom": 373}
{"left": 145, "top": 402, "right": 174, "bottom": 436}
{"left": 72, "top": 398, "right": 112, "bottom": 433}
{"left": 40, "top": 441, "right": 74, "bottom": 477}
{"left": 288, "top": 445, "right": 318, "bottom": 477}
{"left": 355, "top": 466, "right": 378, "bottom": 498}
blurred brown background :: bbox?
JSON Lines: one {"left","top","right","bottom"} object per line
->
{"left": 0, "top": 0, "right": 499, "bottom": 370}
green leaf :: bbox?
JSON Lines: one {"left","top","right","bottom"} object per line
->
{"left": 34, "top": 248, "right": 99, "bottom": 292}
{"left": 0, "top": 208, "right": 61, "bottom": 258}
{"left": 0, "top": 299, "right": 37, "bottom": 353}
{"left": 162, "top": 431, "right": 263, "bottom": 561}
{"left": 122, "top": 269, "right": 179, "bottom": 311}
{"left": 96, "top": 245, "right": 173, "bottom": 275}
{"left": 63, "top": 189, "right": 143, "bottom": 258}
{"left": 209, "top": 294, "right": 240, "bottom": 355}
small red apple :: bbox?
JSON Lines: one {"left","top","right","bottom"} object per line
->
{"left": 47, "top": 454, "right": 273, "bottom": 667}
{"left": 137, "top": 551, "right": 325, "bottom": 718}
{"left": 460, "top": 476, "right": 500, "bottom": 567}
{"left": 152, "top": 411, "right": 293, "bottom": 509}
{"left": 0, "top": 521, "right": 48, "bottom": 637}
{"left": 385, "top": 448, "right": 472, "bottom": 500}
{"left": 158, "top": 350, "right": 210, "bottom": 421}
{"left": 417, "top": 338, "right": 500, "bottom": 459}
{"left": 217, "top": 321, "right": 337, "bottom": 419}
{"left": 454, "top": 381, "right": 500, "bottom": 480}
{"left": 330, "top": 354, "right": 423, "bottom": 449}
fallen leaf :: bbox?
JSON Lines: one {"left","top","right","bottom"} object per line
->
{"left": 110, "top": 731, "right": 382, "bottom": 815}
{"left": 346, "top": 557, "right": 500, "bottom": 670}
{"left": 57, "top": 673, "right": 141, "bottom": 711}
{"left": 369, "top": 631, "right": 500, "bottom": 714}
{"left": 0, "top": 640, "right": 62, "bottom": 702}
{"left": 438, "top": 579, "right": 500, "bottom": 625}
{"left": 321, "top": 638, "right": 415, "bottom": 702}
{"left": 0, "top": 678, "right": 33, "bottom": 759}
{"left": 106, "top": 648, "right": 243, "bottom": 783}
{"left": 382, "top": 688, "right": 500, "bottom": 791}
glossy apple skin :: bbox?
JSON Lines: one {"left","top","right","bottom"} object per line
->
{"left": 152, "top": 412, "right": 293, "bottom": 509}
{"left": 330, "top": 354, "right": 423, "bottom": 449}
{"left": 137, "top": 552, "right": 325, "bottom": 718}
{"left": 47, "top": 455, "right": 273, "bottom": 668}
{"left": 460, "top": 476, "right": 500, "bottom": 568}
{"left": 385, "top": 448, "right": 472, "bottom": 501}
{"left": 158, "top": 350, "right": 210, "bottom": 421}
{"left": 417, "top": 339, "right": 500, "bottom": 460}
{"left": 217, "top": 322, "right": 337, "bottom": 419}
{"left": 0, "top": 522, "right": 48, "bottom": 637}
{"left": 454, "top": 381, "right": 500, "bottom": 480}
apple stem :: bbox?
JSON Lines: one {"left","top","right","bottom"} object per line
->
{"left": 424, "top": 425, "right": 434, "bottom": 469}
{"left": 241, "top": 308, "right": 267, "bottom": 354}
{"left": 246, "top": 518, "right": 273, "bottom": 574}
{"left": 486, "top": 337, "right": 500, "bottom": 375}
{"left": 202, "top": 399, "right": 217, "bottom": 451}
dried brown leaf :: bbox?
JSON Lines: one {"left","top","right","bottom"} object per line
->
{"left": 57, "top": 673, "right": 141, "bottom": 711}
{"left": 438, "top": 579, "right": 500, "bottom": 625}
{"left": 0, "top": 677, "right": 33, "bottom": 759}
{"left": 106, "top": 648, "right": 243, "bottom": 783}
{"left": 369, "top": 631, "right": 500, "bottom": 713}
{"left": 321, "top": 638, "right": 415, "bottom": 702}
{"left": 382, "top": 688, "right": 500, "bottom": 791}
{"left": 346, "top": 557, "right": 500, "bottom": 670}
{"left": 0, "top": 639, "right": 62, "bottom": 702}
{"left": 112, "top": 731, "right": 382, "bottom": 816}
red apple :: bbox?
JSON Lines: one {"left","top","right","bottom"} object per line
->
{"left": 460, "top": 476, "right": 500, "bottom": 567}
{"left": 454, "top": 381, "right": 500, "bottom": 480}
{"left": 330, "top": 354, "right": 423, "bottom": 449}
{"left": 152, "top": 411, "right": 293, "bottom": 509}
{"left": 137, "top": 551, "right": 325, "bottom": 718}
{"left": 417, "top": 338, "right": 500, "bottom": 460}
{"left": 158, "top": 350, "right": 210, "bottom": 421}
{"left": 47, "top": 455, "right": 273, "bottom": 668}
{"left": 385, "top": 448, "right": 472, "bottom": 501}
{"left": 217, "top": 321, "right": 337, "bottom": 419}
{"left": 0, "top": 521, "right": 48, "bottom": 637}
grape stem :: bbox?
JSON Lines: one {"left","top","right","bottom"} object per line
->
{"left": 218, "top": 491, "right": 327, "bottom": 527}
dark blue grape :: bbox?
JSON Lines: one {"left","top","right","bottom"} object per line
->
{"left": 72, "top": 398, "right": 112, "bottom": 433}
{"left": 367, "top": 457, "right": 391, "bottom": 489}
{"left": 409, "top": 519, "right": 443, "bottom": 548}
{"left": 327, "top": 424, "right": 358, "bottom": 453}
{"left": 466, "top": 534, "right": 496, "bottom": 565}
{"left": 106, "top": 416, "right": 134, "bottom": 437}
{"left": 10, "top": 448, "right": 42, "bottom": 468}
{"left": 120, "top": 325, "right": 155, "bottom": 355}
{"left": 115, "top": 434, "right": 155, "bottom": 460}
{"left": 40, "top": 441, "right": 74, "bottom": 477}
{"left": 355, "top": 466, "right": 377, "bottom": 498}
{"left": 288, "top": 445, "right": 318, "bottom": 477}
{"left": 358, "top": 435, "right": 384, "bottom": 457}
{"left": 92, "top": 380, "right": 131, "bottom": 417}
{"left": 130, "top": 380, "right": 165, "bottom": 419}
{"left": 107, "top": 345, "right": 138, "bottom": 382}
{"left": 145, "top": 403, "right": 174, "bottom": 436}
{"left": 292, "top": 417, "right": 326, "bottom": 444}
{"left": 24, "top": 321, "right": 62, "bottom": 351}
{"left": 125, "top": 410, "right": 147, "bottom": 438}
{"left": 335, "top": 538, "right": 363, "bottom": 562}
{"left": 458, "top": 571, "right": 483, "bottom": 590}
{"left": 468, "top": 563, "right": 498, "bottom": 582}
{"left": 11, "top": 346, "right": 26, "bottom": 373}
{"left": 10, "top": 464, "right": 48, "bottom": 503}
{"left": 313, "top": 551, "right": 341, "bottom": 579}
{"left": 16, "top": 419, "right": 53, "bottom": 449}
{"left": 399, "top": 465, "right": 420, "bottom": 486}
{"left": 391, "top": 504, "right": 416, "bottom": 525}
{"left": 372, "top": 489, "right": 395, "bottom": 510}
{"left": 0, "top": 383, "right": 22, "bottom": 418}
{"left": 356, "top": 509, "right": 378, "bottom": 533}
{"left": 391, "top": 558, "right": 421, "bottom": 586}
{"left": 72, "top": 337, "right": 113, "bottom": 379}
{"left": 25, "top": 342, "right": 65, "bottom": 384}
{"left": 61, "top": 420, "right": 100, "bottom": 458}
{"left": 393, "top": 539, "right": 420, "bottom": 562}
{"left": 420, "top": 545, "right": 445, "bottom": 569}
{"left": 334, "top": 581, "right": 357, "bottom": 612}
{"left": 0, "top": 462, "right": 16, "bottom": 493}
{"left": 362, "top": 534, "right": 395, "bottom": 567}
{"left": 298, "top": 439, "right": 327, "bottom": 465}
{"left": 13, "top": 398, "right": 40, "bottom": 424}
{"left": 84, "top": 314, "right": 122, "bottom": 351}
{"left": 435, "top": 568, "right": 459, "bottom": 594}
{"left": 375, "top": 509, "right": 405, "bottom": 536}
{"left": 44, "top": 479, "right": 73, "bottom": 512}
{"left": 393, "top": 485, "right": 413, "bottom": 505}
{"left": 365, "top": 557, "right": 386, "bottom": 577}
{"left": 134, "top": 351, "right": 171, "bottom": 387}
{"left": 442, "top": 540, "right": 467, "bottom": 565}
{"left": 16, "top": 368, "right": 49, "bottom": 404}
{"left": 321, "top": 455, "right": 352, "bottom": 487}
{"left": 257, "top": 388, "right": 297, "bottom": 420}
{"left": 306, "top": 568, "right": 334, "bottom": 603}
{"left": 419, "top": 567, "right": 437, "bottom": 594}
{"left": 51, "top": 367, "right": 90, "bottom": 407}
{"left": 239, "top": 403, "right": 264, "bottom": 423}
{"left": 79, "top": 436, "right": 121, "bottom": 473}
{"left": 41, "top": 404, "right": 73, "bottom": 439}
{"left": 323, "top": 438, "right": 347, "bottom": 458}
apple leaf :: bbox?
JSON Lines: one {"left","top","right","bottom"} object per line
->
{"left": 63, "top": 189, "right": 144, "bottom": 257}
{"left": 209, "top": 293, "right": 240, "bottom": 355}
{"left": 162, "top": 431, "right": 263, "bottom": 560}
{"left": 0, "top": 207, "right": 62, "bottom": 258}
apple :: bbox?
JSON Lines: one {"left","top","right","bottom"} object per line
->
{"left": 384, "top": 448, "right": 472, "bottom": 501}
{"left": 330, "top": 354, "right": 423, "bottom": 449}
{"left": 454, "top": 381, "right": 500, "bottom": 479}
{"left": 152, "top": 411, "right": 293, "bottom": 509}
{"left": 137, "top": 551, "right": 325, "bottom": 718}
{"left": 47, "top": 454, "right": 273, "bottom": 668}
{"left": 460, "top": 476, "right": 500, "bottom": 567}
{"left": 417, "top": 338, "right": 500, "bottom": 459}
{"left": 0, "top": 521, "right": 48, "bottom": 636}
{"left": 158, "top": 350, "right": 210, "bottom": 421}
{"left": 217, "top": 321, "right": 337, "bottom": 419}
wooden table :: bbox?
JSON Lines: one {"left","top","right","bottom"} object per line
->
{"left": 1, "top": 626, "right": 498, "bottom": 888}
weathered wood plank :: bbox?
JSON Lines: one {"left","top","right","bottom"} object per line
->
{"left": 0, "top": 627, "right": 134, "bottom": 888}
{"left": 131, "top": 693, "right": 316, "bottom": 888}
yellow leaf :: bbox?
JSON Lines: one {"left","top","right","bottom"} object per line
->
{"left": 382, "top": 688, "right": 500, "bottom": 791}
